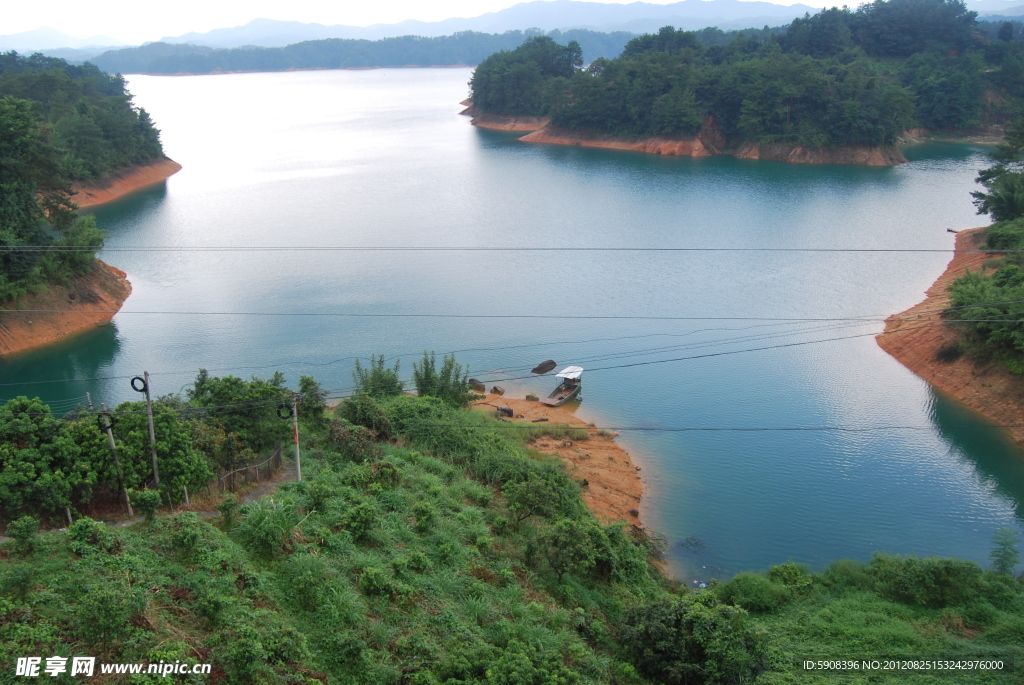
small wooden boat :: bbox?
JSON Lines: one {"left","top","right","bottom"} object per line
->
{"left": 541, "top": 366, "right": 582, "bottom": 406}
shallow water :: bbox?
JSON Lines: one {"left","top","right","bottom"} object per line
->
{"left": 3, "top": 67, "right": 1021, "bottom": 577}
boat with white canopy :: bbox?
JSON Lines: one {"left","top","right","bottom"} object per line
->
{"left": 540, "top": 366, "right": 583, "bottom": 406}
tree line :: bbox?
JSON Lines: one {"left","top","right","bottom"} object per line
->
{"left": 88, "top": 29, "right": 637, "bottom": 75}
{"left": 470, "top": 0, "right": 1024, "bottom": 148}
{"left": 0, "top": 52, "right": 166, "bottom": 303}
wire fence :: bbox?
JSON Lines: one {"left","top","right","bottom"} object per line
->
{"left": 214, "top": 440, "right": 283, "bottom": 493}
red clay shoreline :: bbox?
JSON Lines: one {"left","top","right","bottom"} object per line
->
{"left": 466, "top": 109, "right": 908, "bottom": 165}
{"left": 72, "top": 159, "right": 182, "bottom": 208}
{"left": 876, "top": 227, "right": 1024, "bottom": 446}
{"left": 0, "top": 161, "right": 172, "bottom": 356}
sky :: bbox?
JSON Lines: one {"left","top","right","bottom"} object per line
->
{"left": 3, "top": 0, "right": 837, "bottom": 45}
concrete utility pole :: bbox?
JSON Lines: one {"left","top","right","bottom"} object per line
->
{"left": 292, "top": 392, "right": 302, "bottom": 482}
{"left": 132, "top": 373, "right": 160, "bottom": 487}
{"left": 100, "top": 403, "right": 133, "bottom": 517}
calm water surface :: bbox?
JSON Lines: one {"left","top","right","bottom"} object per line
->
{"left": 4, "top": 68, "right": 1023, "bottom": 577}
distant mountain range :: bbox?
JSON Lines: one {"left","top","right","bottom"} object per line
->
{"left": 2, "top": 0, "right": 1022, "bottom": 58}
{"left": 154, "top": 0, "right": 821, "bottom": 48}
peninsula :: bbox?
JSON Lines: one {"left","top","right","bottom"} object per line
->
{"left": 467, "top": 1, "right": 1019, "bottom": 166}
{"left": 1, "top": 51, "right": 173, "bottom": 355}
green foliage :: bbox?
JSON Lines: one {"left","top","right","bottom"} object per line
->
{"left": 620, "top": 593, "right": 769, "bottom": 685}
{"left": 504, "top": 471, "right": 566, "bottom": 523}
{"left": 66, "top": 516, "right": 120, "bottom": 554}
{"left": 216, "top": 495, "right": 239, "bottom": 529}
{"left": 130, "top": 488, "right": 162, "bottom": 522}
{"left": 413, "top": 351, "right": 473, "bottom": 407}
{"left": 352, "top": 353, "right": 404, "bottom": 397}
{"left": 4, "top": 515, "right": 38, "bottom": 554}
{"left": 0, "top": 396, "right": 93, "bottom": 521}
{"left": 538, "top": 518, "right": 599, "bottom": 583}
{"left": 990, "top": 526, "right": 1021, "bottom": 575}
{"left": 717, "top": 572, "right": 792, "bottom": 612}
{"left": 187, "top": 369, "right": 289, "bottom": 453}
{"left": 471, "top": 0, "right": 1018, "bottom": 148}
{"left": 973, "top": 119, "right": 1024, "bottom": 223}
{"left": 470, "top": 36, "right": 583, "bottom": 115}
{"left": 870, "top": 552, "right": 983, "bottom": 607}
{"left": 297, "top": 374, "right": 328, "bottom": 428}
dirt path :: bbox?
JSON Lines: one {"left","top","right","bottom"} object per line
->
{"left": 473, "top": 394, "right": 644, "bottom": 528}
{"left": 877, "top": 227, "right": 1024, "bottom": 445}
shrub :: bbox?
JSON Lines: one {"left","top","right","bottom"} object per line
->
{"left": 504, "top": 472, "right": 563, "bottom": 523}
{"left": 5, "top": 515, "right": 39, "bottom": 555}
{"left": 359, "top": 567, "right": 396, "bottom": 596}
{"left": 768, "top": 562, "right": 813, "bottom": 591}
{"left": 935, "top": 341, "right": 965, "bottom": 363}
{"left": 217, "top": 496, "right": 239, "bottom": 529}
{"left": 870, "top": 553, "right": 983, "bottom": 608}
{"left": 620, "top": 593, "right": 769, "bottom": 685}
{"left": 352, "top": 354, "right": 403, "bottom": 397}
{"left": 234, "top": 498, "right": 299, "bottom": 559}
{"left": 74, "top": 581, "right": 146, "bottom": 647}
{"left": 326, "top": 419, "right": 383, "bottom": 462}
{"left": 821, "top": 559, "right": 875, "bottom": 592}
{"left": 539, "top": 518, "right": 600, "bottom": 583}
{"left": 131, "top": 488, "right": 163, "bottom": 522}
{"left": 67, "top": 517, "right": 120, "bottom": 555}
{"left": 990, "top": 527, "right": 1020, "bottom": 575}
{"left": 412, "top": 501, "right": 438, "bottom": 533}
{"left": 717, "top": 573, "right": 791, "bottom": 612}
{"left": 341, "top": 499, "right": 379, "bottom": 541}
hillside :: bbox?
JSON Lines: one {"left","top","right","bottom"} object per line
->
{"left": 469, "top": 0, "right": 1024, "bottom": 161}
{"left": 2, "top": 381, "right": 1022, "bottom": 683}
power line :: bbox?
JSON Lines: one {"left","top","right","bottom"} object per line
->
{"left": 0, "top": 245, "right": 1013, "bottom": 253}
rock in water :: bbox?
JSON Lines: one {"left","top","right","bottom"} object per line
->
{"left": 490, "top": 386, "right": 505, "bottom": 396}
{"left": 468, "top": 378, "right": 486, "bottom": 393}
{"left": 532, "top": 360, "right": 557, "bottom": 374}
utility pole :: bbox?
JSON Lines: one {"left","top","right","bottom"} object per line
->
{"left": 100, "top": 403, "right": 133, "bottom": 517}
{"left": 292, "top": 392, "right": 302, "bottom": 482}
{"left": 86, "top": 392, "right": 94, "bottom": 410}
{"left": 131, "top": 373, "right": 160, "bottom": 487}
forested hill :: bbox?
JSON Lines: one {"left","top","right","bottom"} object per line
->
{"left": 90, "top": 30, "right": 636, "bottom": 75}
{"left": 470, "top": 0, "right": 1024, "bottom": 149}
{"left": 0, "top": 52, "right": 165, "bottom": 302}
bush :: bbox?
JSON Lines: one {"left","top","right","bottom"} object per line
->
{"left": 717, "top": 573, "right": 791, "bottom": 613}
{"left": 326, "top": 419, "right": 383, "bottom": 462}
{"left": 67, "top": 517, "right": 120, "bottom": 555}
{"left": 768, "top": 561, "right": 813, "bottom": 591}
{"left": 217, "top": 496, "right": 239, "bottom": 530}
{"left": 234, "top": 498, "right": 299, "bottom": 559}
{"left": 359, "top": 567, "right": 396, "bottom": 596}
{"left": 5, "top": 515, "right": 39, "bottom": 555}
{"left": 821, "top": 559, "right": 875, "bottom": 592}
{"left": 870, "top": 552, "right": 982, "bottom": 608}
{"left": 131, "top": 488, "right": 163, "bottom": 522}
{"left": 620, "top": 593, "right": 769, "bottom": 685}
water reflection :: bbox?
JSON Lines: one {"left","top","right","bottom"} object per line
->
{"left": 929, "top": 388, "right": 1024, "bottom": 522}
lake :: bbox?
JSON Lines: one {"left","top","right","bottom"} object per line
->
{"left": 3, "top": 67, "right": 1022, "bottom": 578}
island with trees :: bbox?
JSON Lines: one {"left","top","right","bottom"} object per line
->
{"left": 466, "top": 0, "right": 1024, "bottom": 165}
{"left": 0, "top": 52, "right": 177, "bottom": 355}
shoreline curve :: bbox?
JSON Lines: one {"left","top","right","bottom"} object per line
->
{"left": 73, "top": 159, "right": 182, "bottom": 208}
{"left": 876, "top": 227, "right": 1024, "bottom": 445}
{"left": 0, "top": 261, "right": 131, "bottom": 357}
{"left": 473, "top": 394, "right": 645, "bottom": 529}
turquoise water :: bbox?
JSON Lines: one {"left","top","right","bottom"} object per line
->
{"left": 2, "top": 67, "right": 1021, "bottom": 578}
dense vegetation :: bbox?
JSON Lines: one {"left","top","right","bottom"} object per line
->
{"left": 0, "top": 52, "right": 165, "bottom": 302}
{"left": 3, "top": 363, "right": 1022, "bottom": 683}
{"left": 945, "top": 119, "right": 1024, "bottom": 367}
{"left": 89, "top": 30, "right": 636, "bottom": 76}
{"left": 470, "top": 0, "right": 1024, "bottom": 148}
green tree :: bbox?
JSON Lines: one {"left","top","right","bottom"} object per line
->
{"left": 504, "top": 472, "right": 563, "bottom": 523}
{"left": 620, "top": 593, "right": 769, "bottom": 685}
{"left": 5, "top": 515, "right": 39, "bottom": 555}
{"left": 130, "top": 488, "right": 162, "bottom": 522}
{"left": 298, "top": 374, "right": 328, "bottom": 428}
{"left": 998, "top": 21, "right": 1015, "bottom": 42}
{"left": 0, "top": 396, "right": 94, "bottom": 520}
{"left": 188, "top": 370, "right": 289, "bottom": 452}
{"left": 539, "top": 518, "right": 599, "bottom": 583}
{"left": 973, "top": 119, "right": 1024, "bottom": 222}
{"left": 351, "top": 354, "right": 403, "bottom": 397}
{"left": 990, "top": 527, "right": 1021, "bottom": 575}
